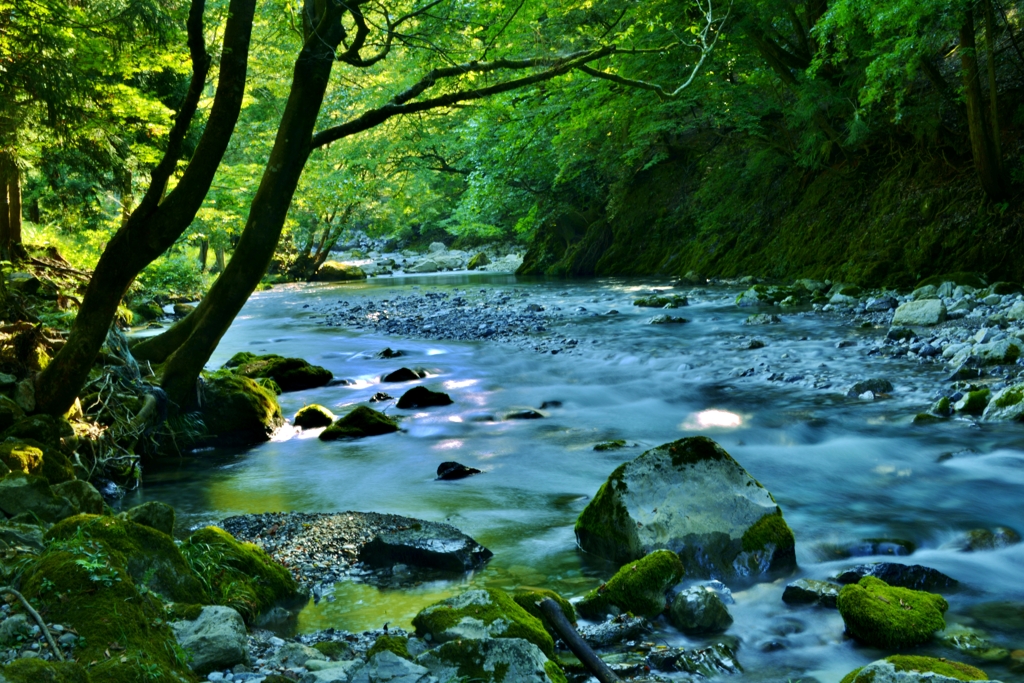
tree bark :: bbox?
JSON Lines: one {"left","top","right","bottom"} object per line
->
{"left": 8, "top": 161, "right": 22, "bottom": 252}
{"left": 982, "top": 0, "right": 1002, "bottom": 162}
{"left": 34, "top": 0, "right": 257, "bottom": 416}
{"left": 151, "top": 2, "right": 347, "bottom": 408}
{"left": 199, "top": 238, "right": 209, "bottom": 272}
{"left": 0, "top": 155, "right": 10, "bottom": 260}
{"left": 961, "top": 9, "right": 1007, "bottom": 200}
{"left": 214, "top": 245, "right": 226, "bottom": 272}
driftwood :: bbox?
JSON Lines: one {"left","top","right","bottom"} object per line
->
{"left": 0, "top": 586, "right": 65, "bottom": 662}
{"left": 538, "top": 597, "right": 621, "bottom": 683}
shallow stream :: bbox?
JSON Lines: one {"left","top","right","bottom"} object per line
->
{"left": 127, "top": 273, "right": 1024, "bottom": 683}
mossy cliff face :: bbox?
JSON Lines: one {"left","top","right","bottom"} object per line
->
{"left": 574, "top": 436, "right": 796, "bottom": 579}
{"left": 519, "top": 143, "right": 1024, "bottom": 287}
{"left": 576, "top": 549, "right": 684, "bottom": 619}
{"left": 45, "top": 514, "right": 208, "bottom": 603}
{"left": 182, "top": 526, "right": 301, "bottom": 622}
{"left": 412, "top": 588, "right": 555, "bottom": 658}
{"left": 199, "top": 371, "right": 283, "bottom": 447}
{"left": 840, "top": 656, "right": 990, "bottom": 683}
{"left": 837, "top": 576, "right": 949, "bottom": 648}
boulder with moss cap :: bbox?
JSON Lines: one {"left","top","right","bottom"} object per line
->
{"left": 199, "top": 371, "right": 284, "bottom": 447}
{"left": 416, "top": 637, "right": 566, "bottom": 683}
{"left": 983, "top": 383, "right": 1024, "bottom": 422}
{"left": 840, "top": 656, "right": 995, "bottom": 683}
{"left": 223, "top": 352, "right": 333, "bottom": 392}
{"left": 320, "top": 405, "right": 399, "bottom": 440}
{"left": 120, "top": 500, "right": 175, "bottom": 536}
{"left": 412, "top": 588, "right": 555, "bottom": 658}
{"left": 574, "top": 436, "right": 796, "bottom": 578}
{"left": 577, "top": 549, "right": 684, "bottom": 619}
{"left": 294, "top": 404, "right": 336, "bottom": 428}
{"left": 512, "top": 588, "right": 576, "bottom": 637}
{"left": 837, "top": 576, "right": 949, "bottom": 648}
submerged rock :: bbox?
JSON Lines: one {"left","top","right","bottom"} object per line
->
{"left": 397, "top": 386, "right": 454, "bottom": 409}
{"left": 577, "top": 550, "right": 684, "bottom": 619}
{"left": 170, "top": 605, "right": 250, "bottom": 675}
{"left": 412, "top": 589, "right": 554, "bottom": 657}
{"left": 839, "top": 656, "right": 994, "bottom": 683}
{"left": 955, "top": 526, "right": 1021, "bottom": 552}
{"left": 574, "top": 437, "right": 796, "bottom": 578}
{"left": 668, "top": 585, "right": 733, "bottom": 634}
{"left": 436, "top": 461, "right": 481, "bottom": 480}
{"left": 358, "top": 519, "right": 493, "bottom": 572}
{"left": 646, "top": 641, "right": 741, "bottom": 676}
{"left": 837, "top": 576, "right": 948, "bottom": 648}
{"left": 938, "top": 624, "right": 1010, "bottom": 662}
{"left": 782, "top": 578, "right": 842, "bottom": 608}
{"left": 634, "top": 294, "right": 687, "bottom": 308}
{"left": 648, "top": 314, "right": 689, "bottom": 324}
{"left": 320, "top": 406, "right": 399, "bottom": 440}
{"left": 848, "top": 379, "right": 894, "bottom": 397}
{"left": 577, "top": 615, "right": 650, "bottom": 648}
{"left": 835, "top": 563, "right": 959, "bottom": 592}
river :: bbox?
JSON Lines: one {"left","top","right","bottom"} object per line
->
{"left": 126, "top": 273, "right": 1024, "bottom": 683}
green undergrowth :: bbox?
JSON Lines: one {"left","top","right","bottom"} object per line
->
{"left": 0, "top": 658, "right": 94, "bottom": 682}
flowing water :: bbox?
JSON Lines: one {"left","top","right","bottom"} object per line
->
{"left": 126, "top": 273, "right": 1024, "bottom": 683}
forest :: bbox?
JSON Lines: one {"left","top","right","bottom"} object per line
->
{"left": 1, "top": 0, "right": 1023, "bottom": 682}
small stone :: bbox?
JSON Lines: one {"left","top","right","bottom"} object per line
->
{"left": 436, "top": 461, "right": 482, "bottom": 480}
{"left": 782, "top": 579, "right": 841, "bottom": 608}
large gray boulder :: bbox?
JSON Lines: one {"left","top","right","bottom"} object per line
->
{"left": 574, "top": 437, "right": 796, "bottom": 579}
{"left": 358, "top": 520, "right": 492, "bottom": 572}
{"left": 840, "top": 657, "right": 997, "bottom": 683}
{"left": 892, "top": 300, "right": 947, "bottom": 326}
{"left": 271, "top": 641, "right": 327, "bottom": 668}
{"left": 170, "top": 605, "right": 250, "bottom": 675}
{"left": 983, "top": 384, "right": 1024, "bottom": 422}
{"left": 300, "top": 661, "right": 365, "bottom": 683}
{"left": 417, "top": 638, "right": 561, "bottom": 683}
{"left": 349, "top": 650, "right": 435, "bottom": 683}
{"left": 408, "top": 260, "right": 439, "bottom": 273}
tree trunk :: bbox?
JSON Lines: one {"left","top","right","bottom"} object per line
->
{"left": 982, "top": 0, "right": 1002, "bottom": 162}
{"left": 199, "top": 239, "right": 209, "bottom": 272}
{"left": 961, "top": 9, "right": 1006, "bottom": 200}
{"left": 150, "top": 5, "right": 346, "bottom": 408}
{"left": 8, "top": 162, "right": 22, "bottom": 253}
{"left": 0, "top": 156, "right": 10, "bottom": 260}
{"left": 121, "top": 168, "right": 134, "bottom": 228}
{"left": 214, "top": 245, "right": 226, "bottom": 273}
{"left": 33, "top": 0, "right": 257, "bottom": 417}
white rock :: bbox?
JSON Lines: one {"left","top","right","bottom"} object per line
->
{"left": 171, "top": 606, "right": 250, "bottom": 675}
{"left": 892, "top": 299, "right": 947, "bottom": 326}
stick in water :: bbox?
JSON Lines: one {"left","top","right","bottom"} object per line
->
{"left": 537, "top": 597, "right": 620, "bottom": 683}
{"left": 0, "top": 587, "right": 65, "bottom": 662}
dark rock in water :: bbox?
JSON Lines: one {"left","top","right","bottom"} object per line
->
{"left": 381, "top": 367, "right": 426, "bottom": 382}
{"left": 955, "top": 526, "right": 1021, "bottom": 552}
{"left": 782, "top": 579, "right": 841, "bottom": 608}
{"left": 887, "top": 326, "right": 918, "bottom": 341}
{"left": 847, "top": 379, "right": 894, "bottom": 397}
{"left": 838, "top": 538, "right": 916, "bottom": 558}
{"left": 745, "top": 313, "right": 781, "bottom": 325}
{"left": 745, "top": 339, "right": 766, "bottom": 350}
{"left": 397, "top": 386, "right": 453, "bottom": 409}
{"left": 835, "top": 563, "right": 959, "bottom": 592}
{"left": 293, "top": 404, "right": 335, "bottom": 428}
{"left": 647, "top": 641, "right": 740, "bottom": 676}
{"left": 947, "top": 364, "right": 983, "bottom": 381}
{"left": 369, "top": 392, "right": 393, "bottom": 402}
{"left": 358, "top": 520, "right": 493, "bottom": 572}
{"left": 577, "top": 615, "right": 650, "bottom": 648}
{"left": 648, "top": 314, "right": 689, "bottom": 325}
{"left": 326, "top": 377, "right": 351, "bottom": 387}
{"left": 669, "top": 586, "right": 733, "bottom": 634}
{"left": 319, "top": 406, "right": 399, "bottom": 440}
{"left": 539, "top": 400, "right": 562, "bottom": 409}
{"left": 200, "top": 373, "right": 283, "bottom": 447}
{"left": 436, "top": 461, "right": 481, "bottom": 480}
{"left": 376, "top": 347, "right": 404, "bottom": 359}
{"left": 503, "top": 408, "right": 544, "bottom": 420}
{"left": 594, "top": 440, "right": 627, "bottom": 451}
{"left": 223, "top": 352, "right": 333, "bottom": 392}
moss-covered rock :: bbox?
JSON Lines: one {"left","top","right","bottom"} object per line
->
{"left": 45, "top": 514, "right": 208, "bottom": 603}
{"left": 467, "top": 252, "right": 491, "bottom": 270}
{"left": 131, "top": 300, "right": 165, "bottom": 323}
{"left": 0, "top": 473, "right": 76, "bottom": 522}
{"left": 837, "top": 576, "right": 949, "bottom": 648}
{"left": 199, "top": 371, "right": 283, "bottom": 447}
{"left": 594, "top": 440, "right": 627, "bottom": 451}
{"left": 2, "top": 415, "right": 75, "bottom": 450}
{"left": 0, "top": 395, "right": 24, "bottom": 432}
{"left": 121, "top": 501, "right": 176, "bottom": 536}
{"left": 0, "top": 658, "right": 93, "bottom": 682}
{"left": 0, "top": 439, "right": 73, "bottom": 485}
{"left": 954, "top": 389, "right": 991, "bottom": 415}
{"left": 982, "top": 383, "right": 1024, "bottom": 422}
{"left": 576, "top": 550, "right": 684, "bottom": 619}
{"left": 294, "top": 404, "right": 336, "bottom": 428}
{"left": 412, "top": 588, "right": 555, "bottom": 658}
{"left": 416, "top": 637, "right": 566, "bottom": 683}
{"left": 396, "top": 386, "right": 453, "bottom": 409}
{"left": 367, "top": 634, "right": 411, "bottom": 660}
{"left": 319, "top": 405, "right": 399, "bottom": 440}
{"left": 634, "top": 294, "right": 687, "bottom": 308}
{"left": 312, "top": 640, "right": 354, "bottom": 660}
{"left": 21, "top": 548, "right": 194, "bottom": 683}
{"left": 182, "top": 526, "right": 301, "bottom": 622}
{"left": 316, "top": 261, "right": 367, "bottom": 281}
{"left": 512, "top": 588, "right": 576, "bottom": 637}
{"left": 840, "top": 655, "right": 990, "bottom": 683}
{"left": 574, "top": 436, "right": 796, "bottom": 578}
{"left": 223, "top": 352, "right": 333, "bottom": 392}
{"left": 51, "top": 480, "right": 104, "bottom": 515}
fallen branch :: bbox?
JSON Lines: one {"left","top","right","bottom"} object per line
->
{"left": 0, "top": 586, "right": 65, "bottom": 662}
{"left": 537, "top": 597, "right": 620, "bottom": 683}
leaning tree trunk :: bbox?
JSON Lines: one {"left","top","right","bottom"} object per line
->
{"left": 34, "top": 0, "right": 257, "bottom": 417}
{"left": 0, "top": 155, "right": 10, "bottom": 260}
{"left": 145, "top": 8, "right": 346, "bottom": 408}
{"left": 961, "top": 8, "right": 1006, "bottom": 200}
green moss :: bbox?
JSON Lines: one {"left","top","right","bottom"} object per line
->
{"left": 319, "top": 405, "right": 399, "bottom": 440}
{"left": 294, "top": 404, "right": 336, "bottom": 428}
{"left": 367, "top": 635, "right": 410, "bottom": 660}
{"left": 916, "top": 273, "right": 989, "bottom": 289}
{"left": 840, "top": 656, "right": 989, "bottom": 683}
{"left": 512, "top": 588, "right": 576, "bottom": 636}
{"left": 317, "top": 261, "right": 366, "bottom": 281}
{"left": 199, "top": 371, "right": 283, "bottom": 446}
{"left": 0, "top": 659, "right": 93, "bottom": 682}
{"left": 412, "top": 588, "right": 556, "bottom": 658}
{"left": 593, "top": 440, "right": 626, "bottom": 451}
{"left": 664, "top": 436, "right": 731, "bottom": 468}
{"left": 994, "top": 386, "right": 1024, "bottom": 408}
{"left": 576, "top": 549, "right": 685, "bottom": 619}
{"left": 0, "top": 439, "right": 74, "bottom": 484}
{"left": 45, "top": 514, "right": 209, "bottom": 604}
{"left": 955, "top": 389, "right": 991, "bottom": 415}
{"left": 573, "top": 462, "right": 637, "bottom": 563}
{"left": 226, "top": 353, "right": 333, "bottom": 392}
{"left": 182, "top": 526, "right": 300, "bottom": 622}
{"left": 837, "top": 576, "right": 949, "bottom": 648}
{"left": 165, "top": 602, "right": 204, "bottom": 621}
{"left": 312, "top": 640, "right": 353, "bottom": 660}
{"left": 544, "top": 659, "right": 568, "bottom": 683}
{"left": 742, "top": 511, "right": 796, "bottom": 553}
{"left": 21, "top": 550, "right": 194, "bottom": 683}
{"left": 633, "top": 295, "right": 686, "bottom": 308}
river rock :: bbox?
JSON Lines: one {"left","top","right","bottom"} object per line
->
{"left": 0, "top": 614, "right": 31, "bottom": 645}
{"left": 299, "top": 661, "right": 364, "bottom": 683}
{"left": 320, "top": 406, "right": 399, "bottom": 440}
{"left": 955, "top": 526, "right": 1021, "bottom": 551}
{"left": 397, "top": 386, "right": 453, "bottom": 409}
{"left": 847, "top": 379, "right": 893, "bottom": 397}
{"left": 982, "top": 384, "right": 1024, "bottom": 422}
{"left": 634, "top": 294, "right": 687, "bottom": 308}
{"left": 0, "top": 473, "right": 76, "bottom": 522}
{"left": 892, "top": 300, "right": 947, "bottom": 326}
{"left": 359, "top": 520, "right": 493, "bottom": 572}
{"left": 317, "top": 261, "right": 366, "bottom": 281}
{"left": 294, "top": 404, "right": 336, "bottom": 428}
{"left": 1007, "top": 301, "right": 1024, "bottom": 320}
{"left": 648, "top": 314, "right": 689, "bottom": 324}
{"left": 745, "top": 313, "right": 781, "bottom": 325}
{"left": 412, "top": 589, "right": 554, "bottom": 657}
{"left": 574, "top": 436, "right": 796, "bottom": 578}
{"left": 224, "top": 352, "right": 333, "bottom": 392}
{"left": 577, "top": 550, "right": 684, "bottom": 619}
{"left": 503, "top": 408, "right": 544, "bottom": 420}
{"left": 428, "top": 242, "right": 446, "bottom": 253}
{"left": 436, "top": 461, "right": 481, "bottom": 480}
{"left": 782, "top": 579, "right": 842, "bottom": 608}
{"left": 408, "top": 259, "right": 439, "bottom": 273}
{"left": 349, "top": 650, "right": 433, "bottom": 683}
{"left": 271, "top": 641, "right": 327, "bottom": 668}
{"left": 837, "top": 576, "right": 948, "bottom": 648}
{"left": 835, "top": 563, "right": 959, "bottom": 592}
{"left": 938, "top": 624, "right": 1010, "bottom": 662}
{"left": 468, "top": 252, "right": 490, "bottom": 270}
{"left": 0, "top": 520, "right": 45, "bottom": 550}
{"left": 52, "top": 480, "right": 104, "bottom": 515}
{"left": 646, "top": 641, "right": 741, "bottom": 676}
{"left": 382, "top": 367, "right": 427, "bottom": 382}
{"left": 669, "top": 586, "right": 733, "bottom": 634}
{"left": 170, "top": 606, "right": 250, "bottom": 675}
{"left": 840, "top": 656, "right": 995, "bottom": 683}
{"left": 200, "top": 372, "right": 284, "bottom": 447}
{"left": 120, "top": 501, "right": 176, "bottom": 536}
{"left": 578, "top": 615, "right": 650, "bottom": 648}
{"left": 417, "top": 637, "right": 561, "bottom": 683}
